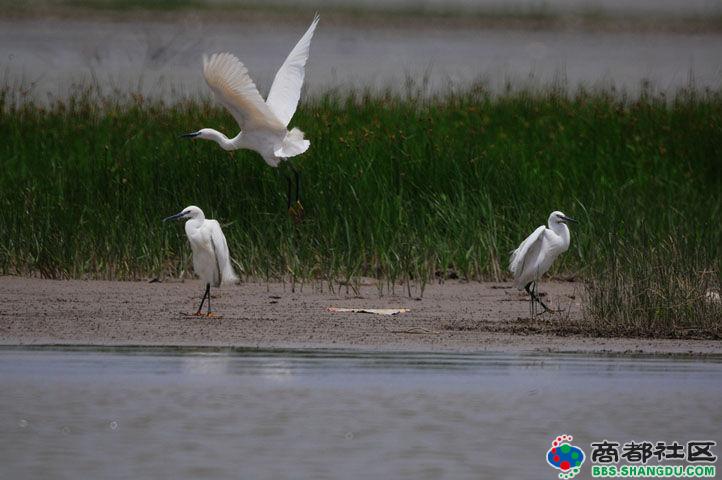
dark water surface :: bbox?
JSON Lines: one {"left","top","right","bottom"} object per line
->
{"left": 1, "top": 348, "right": 720, "bottom": 479}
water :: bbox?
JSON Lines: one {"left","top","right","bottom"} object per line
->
{"left": 3, "top": 15, "right": 721, "bottom": 102}
{"left": 250, "top": 0, "right": 722, "bottom": 16}
{"left": 1, "top": 348, "right": 720, "bottom": 479}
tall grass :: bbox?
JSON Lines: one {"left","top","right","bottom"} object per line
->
{"left": 0, "top": 83, "right": 720, "bottom": 335}
{"left": 584, "top": 236, "right": 720, "bottom": 338}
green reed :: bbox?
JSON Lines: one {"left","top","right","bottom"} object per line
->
{"left": 0, "top": 83, "right": 720, "bottom": 335}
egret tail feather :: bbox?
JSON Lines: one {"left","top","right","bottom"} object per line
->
{"left": 274, "top": 127, "right": 310, "bottom": 158}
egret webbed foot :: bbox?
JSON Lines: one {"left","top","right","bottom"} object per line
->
{"left": 288, "top": 200, "right": 304, "bottom": 222}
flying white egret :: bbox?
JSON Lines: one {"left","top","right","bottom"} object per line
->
{"left": 509, "top": 211, "right": 578, "bottom": 314}
{"left": 164, "top": 206, "right": 238, "bottom": 317}
{"left": 182, "top": 14, "right": 320, "bottom": 215}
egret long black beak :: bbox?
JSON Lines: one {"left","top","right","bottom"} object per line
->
{"left": 560, "top": 215, "right": 578, "bottom": 224}
{"left": 163, "top": 211, "right": 186, "bottom": 222}
{"left": 180, "top": 131, "right": 201, "bottom": 139}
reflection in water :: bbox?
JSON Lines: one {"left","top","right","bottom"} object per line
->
{"left": 0, "top": 349, "right": 720, "bottom": 480}
{"left": 181, "top": 354, "right": 304, "bottom": 381}
{"left": 181, "top": 354, "right": 232, "bottom": 376}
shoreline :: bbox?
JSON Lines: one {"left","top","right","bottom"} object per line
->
{"left": 2, "top": 344, "right": 722, "bottom": 359}
{"left": 2, "top": 276, "right": 720, "bottom": 356}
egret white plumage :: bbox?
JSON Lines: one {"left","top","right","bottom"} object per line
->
{"left": 164, "top": 206, "right": 238, "bottom": 316}
{"left": 509, "top": 211, "right": 578, "bottom": 314}
{"left": 182, "top": 14, "right": 320, "bottom": 215}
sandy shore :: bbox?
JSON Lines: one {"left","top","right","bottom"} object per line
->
{"left": 1, "top": 276, "right": 720, "bottom": 355}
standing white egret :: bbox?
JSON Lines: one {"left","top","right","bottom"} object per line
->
{"left": 164, "top": 206, "right": 238, "bottom": 317}
{"left": 182, "top": 14, "right": 320, "bottom": 215}
{"left": 509, "top": 211, "right": 578, "bottom": 314}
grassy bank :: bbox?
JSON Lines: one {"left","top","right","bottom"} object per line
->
{"left": 1, "top": 84, "right": 720, "bottom": 336}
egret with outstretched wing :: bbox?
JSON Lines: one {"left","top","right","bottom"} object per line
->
{"left": 509, "top": 211, "right": 577, "bottom": 315}
{"left": 181, "top": 15, "right": 319, "bottom": 216}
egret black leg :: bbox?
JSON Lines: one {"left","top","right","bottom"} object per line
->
{"left": 294, "top": 167, "right": 301, "bottom": 205}
{"left": 206, "top": 284, "right": 212, "bottom": 316}
{"left": 526, "top": 282, "right": 551, "bottom": 314}
{"left": 196, "top": 283, "right": 210, "bottom": 315}
{"left": 287, "top": 163, "right": 304, "bottom": 220}
{"left": 525, "top": 282, "right": 536, "bottom": 317}
{"left": 536, "top": 285, "right": 551, "bottom": 314}
{"left": 286, "top": 174, "right": 292, "bottom": 210}
{"left": 288, "top": 163, "right": 301, "bottom": 204}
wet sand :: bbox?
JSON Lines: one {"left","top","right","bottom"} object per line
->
{"left": 1, "top": 276, "right": 720, "bottom": 355}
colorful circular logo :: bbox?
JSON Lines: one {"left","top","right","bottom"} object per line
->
{"left": 546, "top": 434, "right": 585, "bottom": 479}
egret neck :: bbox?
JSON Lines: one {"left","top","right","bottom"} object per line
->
{"left": 549, "top": 220, "right": 571, "bottom": 252}
{"left": 184, "top": 215, "right": 205, "bottom": 232}
{"left": 201, "top": 129, "right": 244, "bottom": 151}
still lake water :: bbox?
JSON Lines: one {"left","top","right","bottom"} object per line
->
{"left": 0, "top": 348, "right": 720, "bottom": 479}
{"left": 3, "top": 15, "right": 722, "bottom": 102}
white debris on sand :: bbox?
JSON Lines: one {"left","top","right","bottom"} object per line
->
{"left": 327, "top": 307, "right": 410, "bottom": 316}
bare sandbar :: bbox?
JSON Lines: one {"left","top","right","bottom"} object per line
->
{"left": 1, "top": 276, "right": 720, "bottom": 355}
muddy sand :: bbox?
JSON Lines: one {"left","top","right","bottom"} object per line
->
{"left": 0, "top": 276, "right": 720, "bottom": 355}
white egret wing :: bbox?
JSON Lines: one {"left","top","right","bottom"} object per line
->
{"left": 203, "top": 53, "right": 285, "bottom": 132}
{"left": 208, "top": 220, "right": 239, "bottom": 285}
{"left": 265, "top": 14, "right": 320, "bottom": 127}
{"left": 509, "top": 225, "right": 546, "bottom": 278}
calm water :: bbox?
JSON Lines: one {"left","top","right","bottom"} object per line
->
{"left": 213, "top": 0, "right": 722, "bottom": 15}
{"left": 1, "top": 348, "right": 720, "bottom": 479}
{"left": 3, "top": 16, "right": 721, "bottom": 102}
